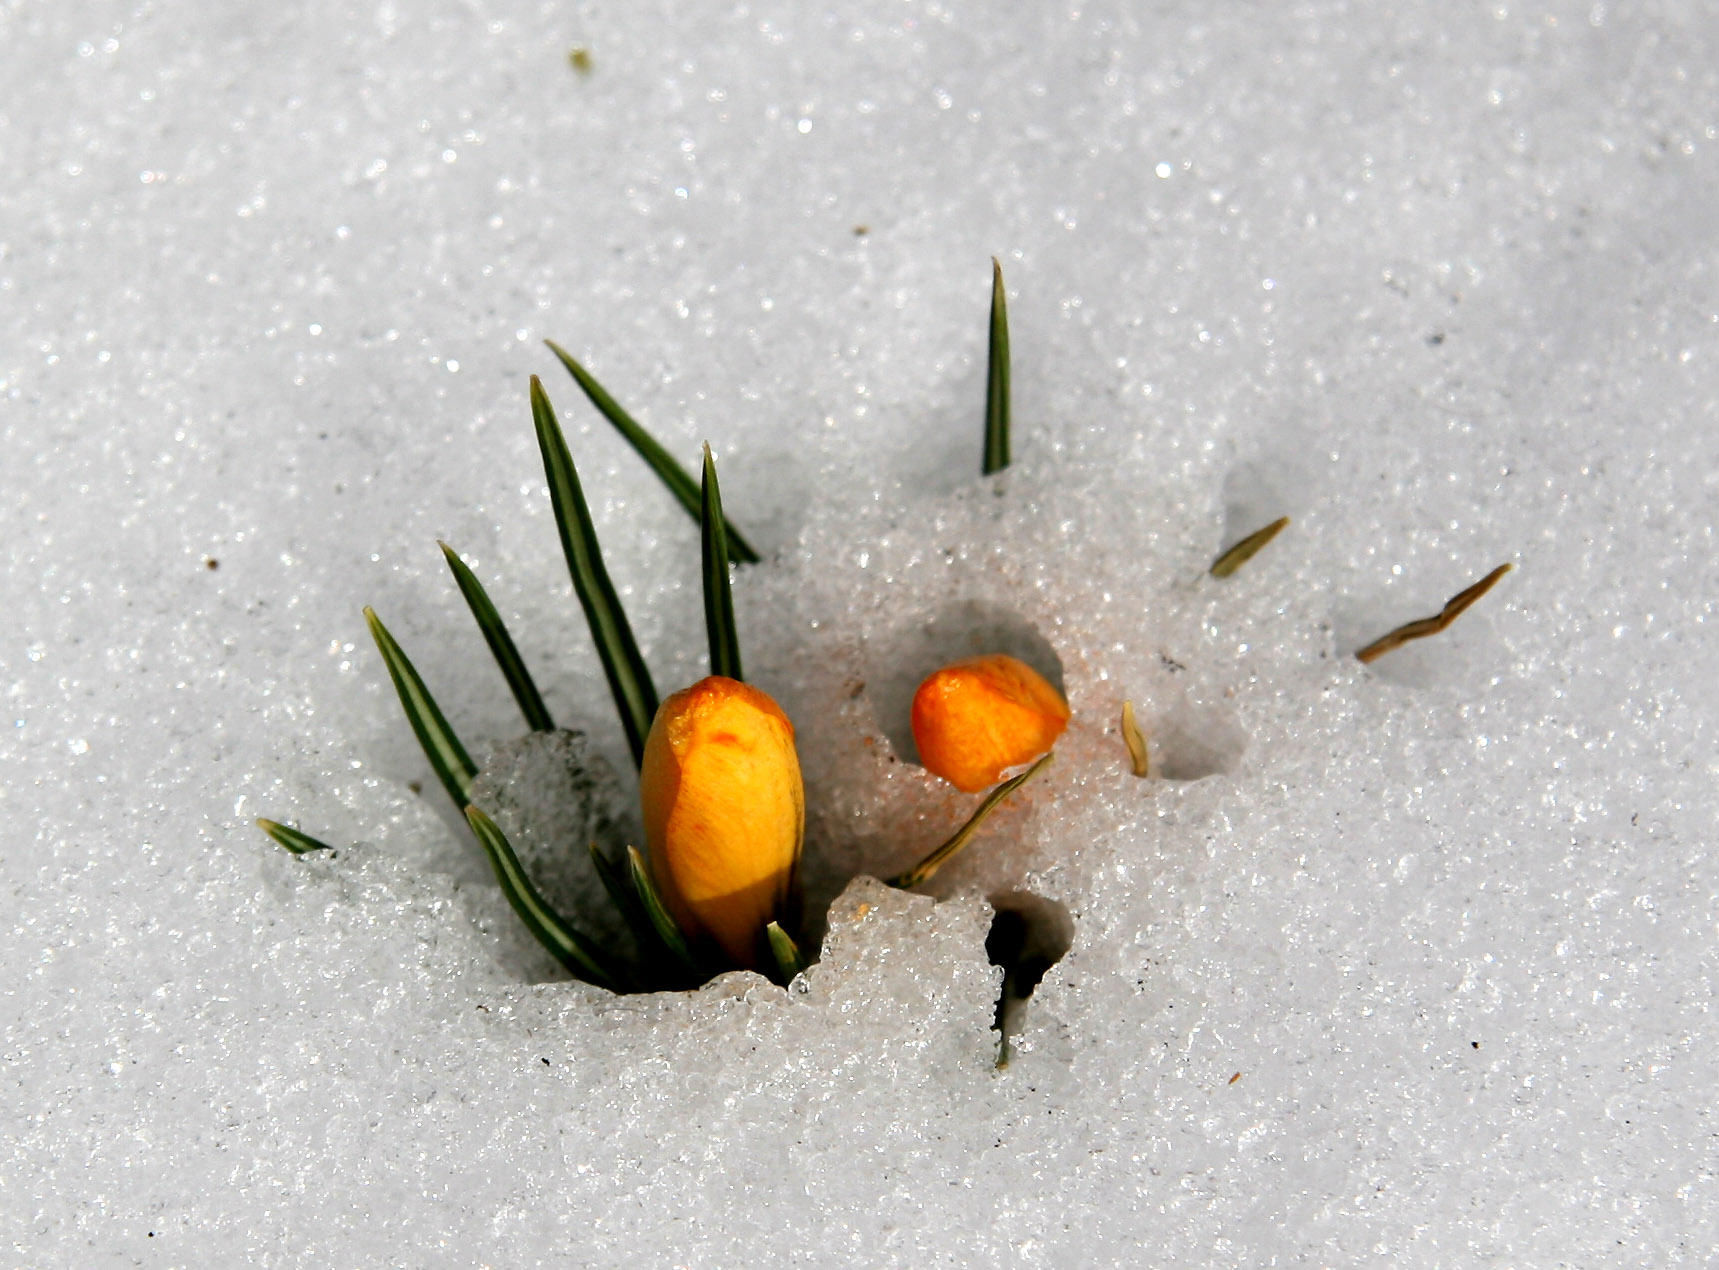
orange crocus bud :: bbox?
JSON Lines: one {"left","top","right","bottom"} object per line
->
{"left": 640, "top": 676, "right": 804, "bottom": 969}
{"left": 910, "top": 654, "right": 1070, "bottom": 793}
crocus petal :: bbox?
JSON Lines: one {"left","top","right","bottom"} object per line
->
{"left": 910, "top": 654, "right": 1070, "bottom": 793}
{"left": 640, "top": 676, "right": 804, "bottom": 968}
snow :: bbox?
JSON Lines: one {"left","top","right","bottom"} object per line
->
{"left": 4, "top": 1, "right": 1717, "bottom": 1263}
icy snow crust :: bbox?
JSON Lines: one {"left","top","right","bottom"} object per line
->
{"left": 4, "top": 1, "right": 1717, "bottom": 1264}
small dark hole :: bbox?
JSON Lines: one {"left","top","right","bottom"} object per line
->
{"left": 986, "top": 911, "right": 1056, "bottom": 999}
{"left": 986, "top": 891, "right": 1073, "bottom": 1065}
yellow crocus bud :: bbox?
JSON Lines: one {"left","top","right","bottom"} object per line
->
{"left": 640, "top": 676, "right": 804, "bottom": 969}
{"left": 910, "top": 654, "right": 1070, "bottom": 793}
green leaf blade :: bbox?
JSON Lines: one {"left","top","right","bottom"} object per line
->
{"left": 626, "top": 845, "right": 703, "bottom": 975}
{"left": 439, "top": 542, "right": 555, "bottom": 733}
{"left": 1210, "top": 516, "right": 1291, "bottom": 578}
{"left": 700, "top": 445, "right": 744, "bottom": 681}
{"left": 1356, "top": 562, "right": 1514, "bottom": 664}
{"left": 530, "top": 375, "right": 660, "bottom": 767}
{"left": 364, "top": 606, "right": 477, "bottom": 810}
{"left": 1119, "top": 699, "right": 1150, "bottom": 778}
{"left": 544, "top": 340, "right": 760, "bottom": 564}
{"left": 466, "top": 807, "right": 623, "bottom": 991}
{"left": 256, "top": 818, "right": 337, "bottom": 855}
{"left": 983, "top": 257, "right": 1012, "bottom": 476}
{"left": 587, "top": 842, "right": 659, "bottom": 949}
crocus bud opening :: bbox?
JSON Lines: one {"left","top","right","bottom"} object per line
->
{"left": 910, "top": 654, "right": 1070, "bottom": 793}
{"left": 640, "top": 676, "right": 804, "bottom": 969}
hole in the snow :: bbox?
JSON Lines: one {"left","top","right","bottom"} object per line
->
{"left": 1219, "top": 453, "right": 1309, "bottom": 557}
{"left": 1151, "top": 693, "right": 1248, "bottom": 781}
{"left": 987, "top": 890, "right": 1073, "bottom": 1065}
{"left": 1129, "top": 685, "right": 1248, "bottom": 781}
{"left": 869, "top": 600, "right": 1065, "bottom": 765}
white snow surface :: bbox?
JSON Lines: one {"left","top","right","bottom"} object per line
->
{"left": 4, "top": 1, "right": 1718, "bottom": 1264}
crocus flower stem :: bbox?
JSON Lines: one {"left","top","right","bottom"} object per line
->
{"left": 889, "top": 752, "right": 1054, "bottom": 890}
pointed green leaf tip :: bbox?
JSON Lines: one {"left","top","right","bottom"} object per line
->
{"left": 588, "top": 840, "right": 703, "bottom": 986}
{"left": 983, "top": 257, "right": 1012, "bottom": 476}
{"left": 543, "top": 340, "right": 761, "bottom": 564}
{"left": 586, "top": 842, "right": 658, "bottom": 950}
{"left": 529, "top": 375, "right": 660, "bottom": 768}
{"left": 766, "top": 921, "right": 806, "bottom": 986}
{"left": 256, "top": 819, "right": 336, "bottom": 855}
{"left": 1210, "top": 516, "right": 1291, "bottom": 578}
{"left": 465, "top": 807, "right": 622, "bottom": 990}
{"left": 363, "top": 606, "right": 477, "bottom": 810}
{"left": 701, "top": 445, "right": 744, "bottom": 682}
{"left": 626, "top": 846, "right": 702, "bottom": 974}
{"left": 438, "top": 542, "right": 556, "bottom": 733}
